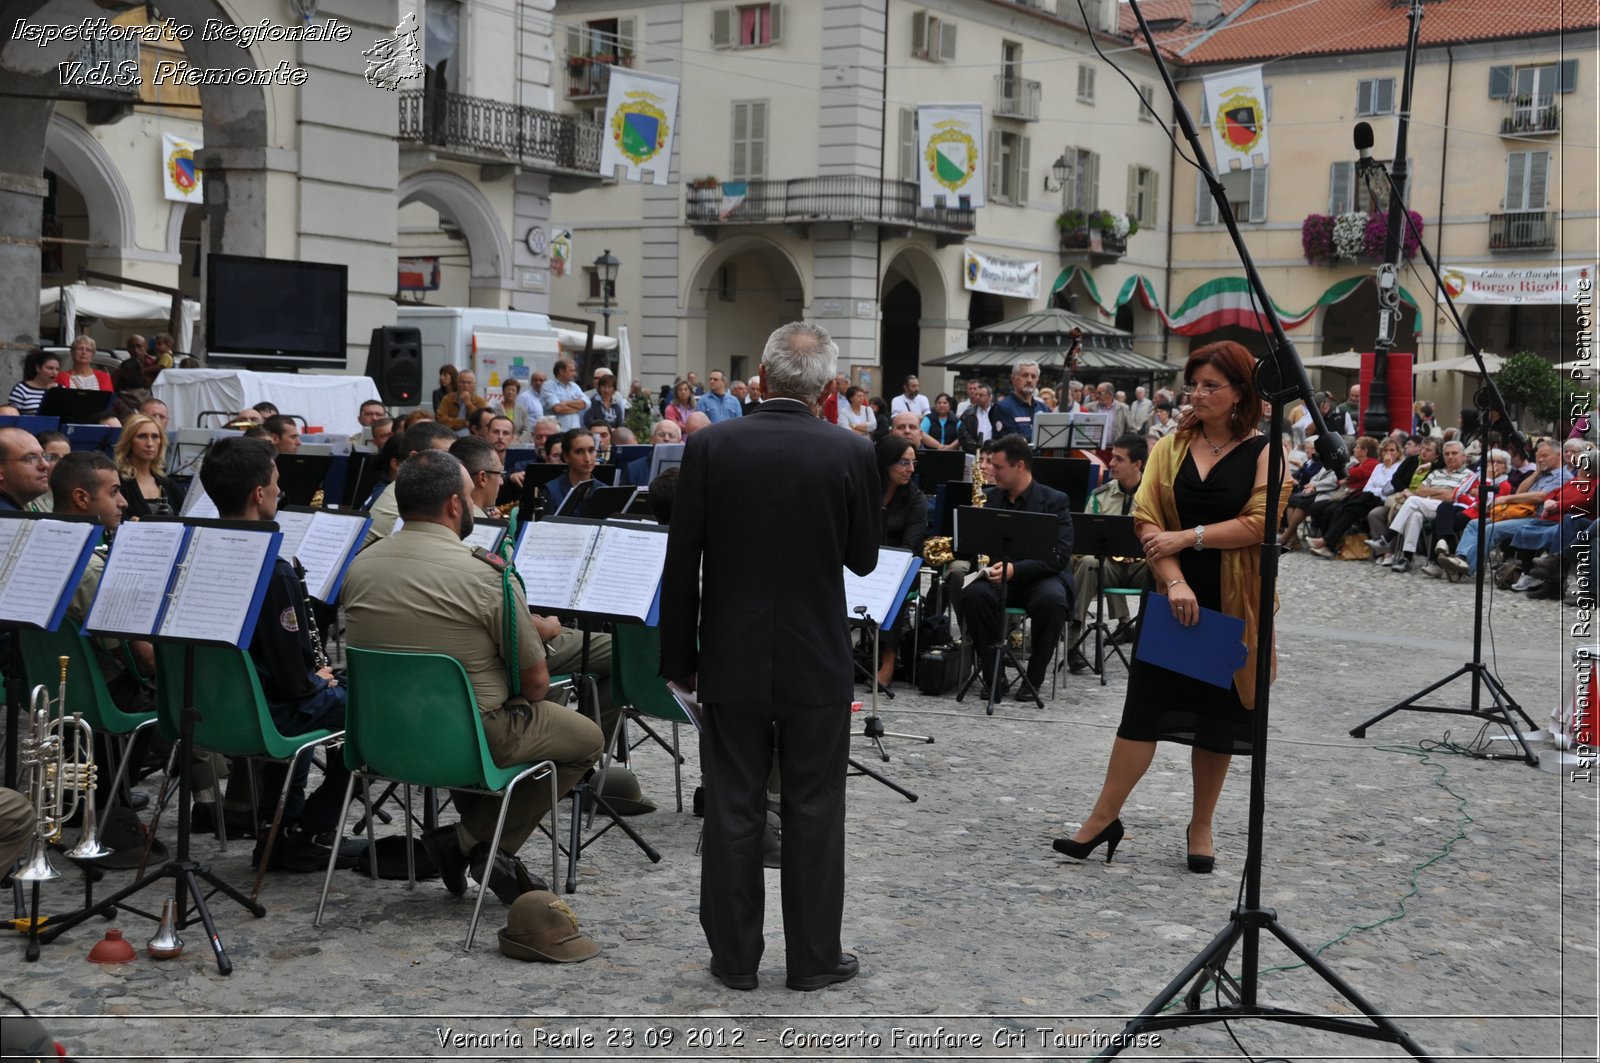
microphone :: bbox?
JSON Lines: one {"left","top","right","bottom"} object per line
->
{"left": 1353, "top": 121, "right": 1376, "bottom": 170}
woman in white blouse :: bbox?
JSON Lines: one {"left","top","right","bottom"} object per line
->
{"left": 839, "top": 385, "right": 876, "bottom": 435}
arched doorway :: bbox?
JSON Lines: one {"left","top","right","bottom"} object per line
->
{"left": 1319, "top": 278, "right": 1419, "bottom": 357}
{"left": 396, "top": 170, "right": 512, "bottom": 308}
{"left": 682, "top": 236, "right": 805, "bottom": 389}
{"left": 881, "top": 281, "right": 920, "bottom": 394}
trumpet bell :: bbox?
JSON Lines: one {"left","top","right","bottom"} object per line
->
{"left": 13, "top": 836, "right": 61, "bottom": 882}
{"left": 146, "top": 898, "right": 184, "bottom": 959}
{"left": 65, "top": 831, "right": 113, "bottom": 861}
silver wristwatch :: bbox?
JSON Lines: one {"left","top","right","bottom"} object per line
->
{"left": 1193, "top": 524, "right": 1206, "bottom": 551}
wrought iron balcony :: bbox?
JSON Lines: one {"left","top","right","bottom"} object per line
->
{"left": 398, "top": 90, "right": 600, "bottom": 176}
{"left": 994, "top": 75, "right": 1041, "bottom": 121}
{"left": 565, "top": 54, "right": 633, "bottom": 101}
{"left": 1500, "top": 95, "right": 1560, "bottom": 137}
{"left": 686, "top": 177, "right": 975, "bottom": 241}
{"left": 1488, "top": 211, "right": 1556, "bottom": 251}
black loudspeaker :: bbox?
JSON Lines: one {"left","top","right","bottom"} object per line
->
{"left": 365, "top": 326, "right": 423, "bottom": 405}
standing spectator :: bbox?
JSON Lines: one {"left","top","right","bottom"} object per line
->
{"left": 890, "top": 375, "right": 930, "bottom": 420}
{"left": 1066, "top": 380, "right": 1087, "bottom": 413}
{"left": 1334, "top": 385, "right": 1360, "bottom": 435}
{"left": 1038, "top": 387, "right": 1059, "bottom": 412}
{"left": 432, "top": 365, "right": 458, "bottom": 416}
{"left": 685, "top": 371, "right": 705, "bottom": 397}
{"left": 496, "top": 379, "right": 531, "bottom": 440}
{"left": 1092, "top": 382, "right": 1139, "bottom": 440}
{"left": 541, "top": 359, "right": 588, "bottom": 431}
{"left": 56, "top": 336, "right": 113, "bottom": 392}
{"left": 586, "top": 373, "right": 627, "bottom": 428}
{"left": 8, "top": 349, "right": 59, "bottom": 413}
{"left": 838, "top": 385, "right": 876, "bottom": 436}
{"left": 866, "top": 396, "right": 890, "bottom": 439}
{"left": 510, "top": 374, "right": 543, "bottom": 427}
{"left": 919, "top": 393, "right": 960, "bottom": 451}
{"left": 663, "top": 379, "right": 697, "bottom": 426}
{"left": 115, "top": 413, "right": 185, "bottom": 518}
{"left": 438, "top": 370, "right": 489, "bottom": 431}
{"left": 1128, "top": 386, "right": 1155, "bottom": 433}
{"left": 957, "top": 382, "right": 1001, "bottom": 453}
{"left": 1148, "top": 402, "right": 1178, "bottom": 440}
{"left": 698, "top": 371, "right": 743, "bottom": 424}
{"left": 993, "top": 361, "right": 1049, "bottom": 442}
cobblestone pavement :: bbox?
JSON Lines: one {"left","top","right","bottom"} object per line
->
{"left": 6, "top": 552, "right": 1594, "bottom": 1062}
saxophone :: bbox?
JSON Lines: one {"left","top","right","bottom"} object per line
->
{"left": 923, "top": 459, "right": 989, "bottom": 566}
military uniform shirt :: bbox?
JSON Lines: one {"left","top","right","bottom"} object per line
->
{"left": 342, "top": 520, "right": 545, "bottom": 712}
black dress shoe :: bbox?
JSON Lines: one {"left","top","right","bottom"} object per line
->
{"left": 422, "top": 825, "right": 469, "bottom": 896}
{"left": 788, "top": 953, "right": 859, "bottom": 992}
{"left": 469, "top": 845, "right": 547, "bottom": 904}
{"left": 1068, "top": 649, "right": 1093, "bottom": 675}
{"left": 710, "top": 961, "right": 758, "bottom": 991}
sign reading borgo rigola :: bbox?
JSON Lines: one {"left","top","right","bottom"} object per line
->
{"left": 1438, "top": 265, "right": 1594, "bottom": 305}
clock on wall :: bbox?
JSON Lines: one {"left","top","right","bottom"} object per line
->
{"left": 525, "top": 226, "right": 548, "bottom": 256}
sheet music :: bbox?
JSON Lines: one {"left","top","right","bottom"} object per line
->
{"left": 273, "top": 509, "right": 316, "bottom": 563}
{"left": 463, "top": 521, "right": 506, "bottom": 554}
{"left": 841, "top": 548, "right": 917, "bottom": 628}
{"left": 0, "top": 520, "right": 25, "bottom": 581}
{"left": 575, "top": 525, "right": 668, "bottom": 621}
{"left": 85, "top": 520, "right": 187, "bottom": 636}
{"left": 295, "top": 512, "right": 366, "bottom": 601}
{"left": 0, "top": 521, "right": 97, "bottom": 628}
{"left": 514, "top": 520, "right": 597, "bottom": 611}
{"left": 159, "top": 526, "right": 274, "bottom": 645}
{"left": 182, "top": 484, "right": 219, "bottom": 519}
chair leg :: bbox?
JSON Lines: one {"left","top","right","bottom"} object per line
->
{"left": 671, "top": 723, "right": 683, "bottom": 814}
{"left": 467, "top": 784, "right": 519, "bottom": 951}
{"left": 401, "top": 782, "right": 415, "bottom": 888}
{"left": 545, "top": 767, "right": 560, "bottom": 895}
{"left": 251, "top": 754, "right": 301, "bottom": 904}
{"left": 363, "top": 778, "right": 379, "bottom": 882}
{"left": 314, "top": 770, "right": 361, "bottom": 928}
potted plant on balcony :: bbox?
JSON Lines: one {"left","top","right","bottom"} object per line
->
{"left": 689, "top": 176, "right": 720, "bottom": 190}
{"left": 592, "top": 51, "right": 616, "bottom": 65}
{"left": 1057, "top": 209, "right": 1089, "bottom": 249}
{"left": 567, "top": 54, "right": 588, "bottom": 72}
{"left": 1301, "top": 213, "right": 1335, "bottom": 264}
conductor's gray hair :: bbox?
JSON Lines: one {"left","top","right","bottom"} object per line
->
{"left": 761, "top": 321, "right": 837, "bottom": 401}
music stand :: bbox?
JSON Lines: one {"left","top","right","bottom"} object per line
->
{"left": 846, "top": 603, "right": 926, "bottom": 805}
{"left": 912, "top": 450, "right": 965, "bottom": 493}
{"left": 40, "top": 518, "right": 281, "bottom": 975}
{"left": 576, "top": 485, "right": 638, "bottom": 521}
{"left": 275, "top": 454, "right": 332, "bottom": 506}
{"left": 1032, "top": 457, "right": 1096, "bottom": 513}
{"left": 951, "top": 507, "right": 1060, "bottom": 714}
{"left": 1068, "top": 513, "right": 1145, "bottom": 686}
{"left": 38, "top": 388, "right": 113, "bottom": 424}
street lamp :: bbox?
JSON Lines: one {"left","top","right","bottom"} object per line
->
{"left": 1043, "top": 154, "right": 1069, "bottom": 196}
{"left": 594, "top": 249, "right": 620, "bottom": 340}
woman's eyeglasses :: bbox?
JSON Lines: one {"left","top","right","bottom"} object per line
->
{"left": 1181, "top": 382, "right": 1233, "bottom": 398}
{"left": 895, "top": 459, "right": 917, "bottom": 469}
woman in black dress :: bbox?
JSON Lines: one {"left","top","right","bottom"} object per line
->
{"left": 1055, "top": 341, "right": 1282, "bottom": 872}
{"left": 874, "top": 435, "right": 928, "bottom": 688}
{"left": 115, "top": 413, "right": 185, "bottom": 518}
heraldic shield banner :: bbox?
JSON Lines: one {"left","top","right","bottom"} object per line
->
{"left": 162, "top": 132, "right": 203, "bottom": 204}
{"left": 600, "top": 69, "right": 681, "bottom": 185}
{"left": 916, "top": 104, "right": 985, "bottom": 209}
{"left": 1202, "top": 65, "right": 1270, "bottom": 172}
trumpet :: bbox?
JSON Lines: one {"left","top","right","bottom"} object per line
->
{"left": 15, "top": 656, "right": 106, "bottom": 883}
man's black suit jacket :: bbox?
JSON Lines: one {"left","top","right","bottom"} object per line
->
{"left": 982, "top": 479, "right": 1076, "bottom": 605}
{"left": 659, "top": 398, "right": 880, "bottom": 704}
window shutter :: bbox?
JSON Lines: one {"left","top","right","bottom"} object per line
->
{"left": 939, "top": 20, "right": 957, "bottom": 62}
{"left": 1328, "top": 160, "right": 1353, "bottom": 214}
{"left": 712, "top": 8, "right": 732, "bottom": 48}
{"left": 1249, "top": 166, "right": 1268, "bottom": 223}
{"left": 1195, "top": 170, "right": 1215, "bottom": 224}
{"left": 1264, "top": 84, "right": 1272, "bottom": 119}
{"left": 1088, "top": 151, "right": 1100, "bottom": 211}
{"left": 1138, "top": 84, "right": 1154, "bottom": 121}
{"left": 1148, "top": 171, "right": 1159, "bottom": 227}
{"left": 988, "top": 128, "right": 1003, "bottom": 201}
{"left": 1489, "top": 64, "right": 1512, "bottom": 99}
{"left": 566, "top": 25, "right": 583, "bottom": 58}
{"left": 769, "top": 2, "right": 783, "bottom": 44}
{"left": 749, "top": 101, "right": 768, "bottom": 180}
{"left": 1357, "top": 80, "right": 1373, "bottom": 116}
{"left": 1559, "top": 58, "right": 1578, "bottom": 93}
{"left": 1127, "top": 165, "right": 1138, "bottom": 215}
{"left": 731, "top": 101, "right": 749, "bottom": 180}
{"left": 1527, "top": 150, "right": 1549, "bottom": 210}
{"left": 1016, "top": 136, "right": 1030, "bottom": 205}
{"left": 899, "top": 107, "right": 917, "bottom": 181}
{"left": 1377, "top": 78, "right": 1394, "bottom": 114}
{"left": 616, "top": 18, "right": 635, "bottom": 58}
{"left": 911, "top": 11, "right": 927, "bottom": 57}
{"left": 1505, "top": 152, "right": 1525, "bottom": 210}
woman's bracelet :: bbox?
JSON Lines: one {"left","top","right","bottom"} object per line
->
{"left": 1167, "top": 578, "right": 1188, "bottom": 588}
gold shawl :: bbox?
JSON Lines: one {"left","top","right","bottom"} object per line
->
{"left": 1132, "top": 432, "right": 1289, "bottom": 710}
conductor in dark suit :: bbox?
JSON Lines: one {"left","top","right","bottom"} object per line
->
{"left": 660, "top": 321, "right": 880, "bottom": 993}
{"left": 959, "top": 434, "right": 1075, "bottom": 697}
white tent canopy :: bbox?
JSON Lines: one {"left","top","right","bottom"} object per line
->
{"left": 555, "top": 327, "right": 617, "bottom": 351}
{"left": 40, "top": 283, "right": 201, "bottom": 353}
{"left": 1413, "top": 353, "right": 1505, "bottom": 375}
{"left": 1301, "top": 350, "right": 1363, "bottom": 370}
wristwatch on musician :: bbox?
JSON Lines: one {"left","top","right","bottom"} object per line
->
{"left": 1193, "top": 524, "right": 1206, "bottom": 551}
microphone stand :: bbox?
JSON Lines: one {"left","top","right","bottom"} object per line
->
{"left": 1348, "top": 164, "right": 1539, "bottom": 764}
{"left": 1092, "top": 4, "right": 1432, "bottom": 1060}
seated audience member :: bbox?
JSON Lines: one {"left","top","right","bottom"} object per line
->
{"left": 0, "top": 427, "right": 49, "bottom": 510}
{"left": 958, "top": 435, "right": 1074, "bottom": 698}
{"left": 263, "top": 415, "right": 302, "bottom": 454}
{"left": 872, "top": 434, "right": 929, "bottom": 689}
{"left": 1501, "top": 443, "right": 1595, "bottom": 596}
{"left": 1365, "top": 436, "right": 1433, "bottom": 547}
{"left": 623, "top": 420, "right": 681, "bottom": 486}
{"left": 343, "top": 449, "right": 603, "bottom": 902}
{"left": 920, "top": 393, "right": 961, "bottom": 451}
{"left": 1280, "top": 437, "right": 1376, "bottom": 547}
{"left": 544, "top": 427, "right": 598, "bottom": 513}
{"left": 957, "top": 382, "right": 1002, "bottom": 453}
{"left": 138, "top": 397, "right": 170, "bottom": 431}
{"left": 57, "top": 335, "right": 113, "bottom": 391}
{"left": 1374, "top": 440, "right": 1476, "bottom": 572}
{"left": 125, "top": 333, "right": 154, "bottom": 377}
{"left": 24, "top": 431, "right": 71, "bottom": 512}
{"left": 200, "top": 437, "right": 354, "bottom": 872}
{"left": 1067, "top": 434, "right": 1152, "bottom": 670}
{"left": 438, "top": 370, "right": 489, "bottom": 431}
{"left": 1309, "top": 436, "right": 1406, "bottom": 556}
{"left": 115, "top": 414, "right": 185, "bottom": 518}
{"left": 531, "top": 417, "right": 561, "bottom": 463}
{"left": 232, "top": 407, "right": 266, "bottom": 426}
{"left": 363, "top": 421, "right": 457, "bottom": 546}
{"left": 1439, "top": 438, "right": 1579, "bottom": 582}
{"left": 1418, "top": 449, "right": 1513, "bottom": 576}
{"left": 8, "top": 348, "right": 60, "bottom": 413}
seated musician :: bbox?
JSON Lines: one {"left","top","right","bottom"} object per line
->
{"left": 957, "top": 435, "right": 1075, "bottom": 698}
{"left": 873, "top": 435, "right": 927, "bottom": 689}
{"left": 343, "top": 450, "right": 604, "bottom": 903}
{"left": 362, "top": 421, "right": 457, "bottom": 546}
{"left": 544, "top": 428, "right": 598, "bottom": 513}
{"left": 200, "top": 437, "right": 356, "bottom": 872}
{"left": 1066, "top": 433, "right": 1153, "bottom": 672}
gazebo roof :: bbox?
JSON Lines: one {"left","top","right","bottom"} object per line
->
{"left": 929, "top": 307, "right": 1174, "bottom": 375}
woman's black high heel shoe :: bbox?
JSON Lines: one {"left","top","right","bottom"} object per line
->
{"left": 1185, "top": 826, "right": 1215, "bottom": 874}
{"left": 1053, "top": 819, "right": 1123, "bottom": 863}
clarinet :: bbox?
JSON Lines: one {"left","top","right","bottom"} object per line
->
{"left": 292, "top": 559, "right": 331, "bottom": 671}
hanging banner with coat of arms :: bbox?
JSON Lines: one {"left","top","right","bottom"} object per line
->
{"left": 916, "top": 104, "right": 985, "bottom": 209}
{"left": 1202, "top": 65, "right": 1269, "bottom": 171}
{"left": 161, "top": 133, "right": 203, "bottom": 203}
{"left": 599, "top": 69, "right": 680, "bottom": 185}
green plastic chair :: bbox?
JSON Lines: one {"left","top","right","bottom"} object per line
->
{"left": 610, "top": 623, "right": 695, "bottom": 814}
{"left": 19, "top": 620, "right": 159, "bottom": 851}
{"left": 315, "top": 648, "right": 558, "bottom": 951}
{"left": 151, "top": 643, "right": 345, "bottom": 903}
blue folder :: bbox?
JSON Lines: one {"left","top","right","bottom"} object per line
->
{"left": 1133, "top": 592, "right": 1248, "bottom": 690}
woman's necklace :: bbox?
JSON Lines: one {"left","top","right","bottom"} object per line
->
{"left": 1199, "top": 424, "right": 1231, "bottom": 456}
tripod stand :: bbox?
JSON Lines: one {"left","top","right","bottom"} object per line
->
{"left": 952, "top": 507, "right": 1059, "bottom": 715}
{"left": 1065, "top": 513, "right": 1146, "bottom": 688}
{"left": 1347, "top": 152, "right": 1538, "bottom": 765}
{"left": 844, "top": 607, "right": 926, "bottom": 804}
{"left": 1089, "top": 3, "right": 1434, "bottom": 1058}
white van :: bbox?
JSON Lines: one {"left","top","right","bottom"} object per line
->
{"left": 395, "top": 306, "right": 561, "bottom": 407}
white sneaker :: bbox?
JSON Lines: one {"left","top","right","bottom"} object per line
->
{"left": 1511, "top": 574, "right": 1543, "bottom": 592}
{"left": 1377, "top": 553, "right": 1397, "bottom": 568}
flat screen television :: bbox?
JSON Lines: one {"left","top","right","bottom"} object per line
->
{"left": 206, "top": 253, "right": 347, "bottom": 370}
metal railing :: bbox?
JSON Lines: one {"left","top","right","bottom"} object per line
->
{"left": 685, "top": 176, "right": 975, "bottom": 234}
{"left": 398, "top": 90, "right": 600, "bottom": 174}
{"left": 994, "top": 75, "right": 1042, "bottom": 121}
{"left": 1501, "top": 95, "right": 1560, "bottom": 136}
{"left": 1488, "top": 211, "right": 1556, "bottom": 250}
{"left": 565, "top": 55, "right": 632, "bottom": 100}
